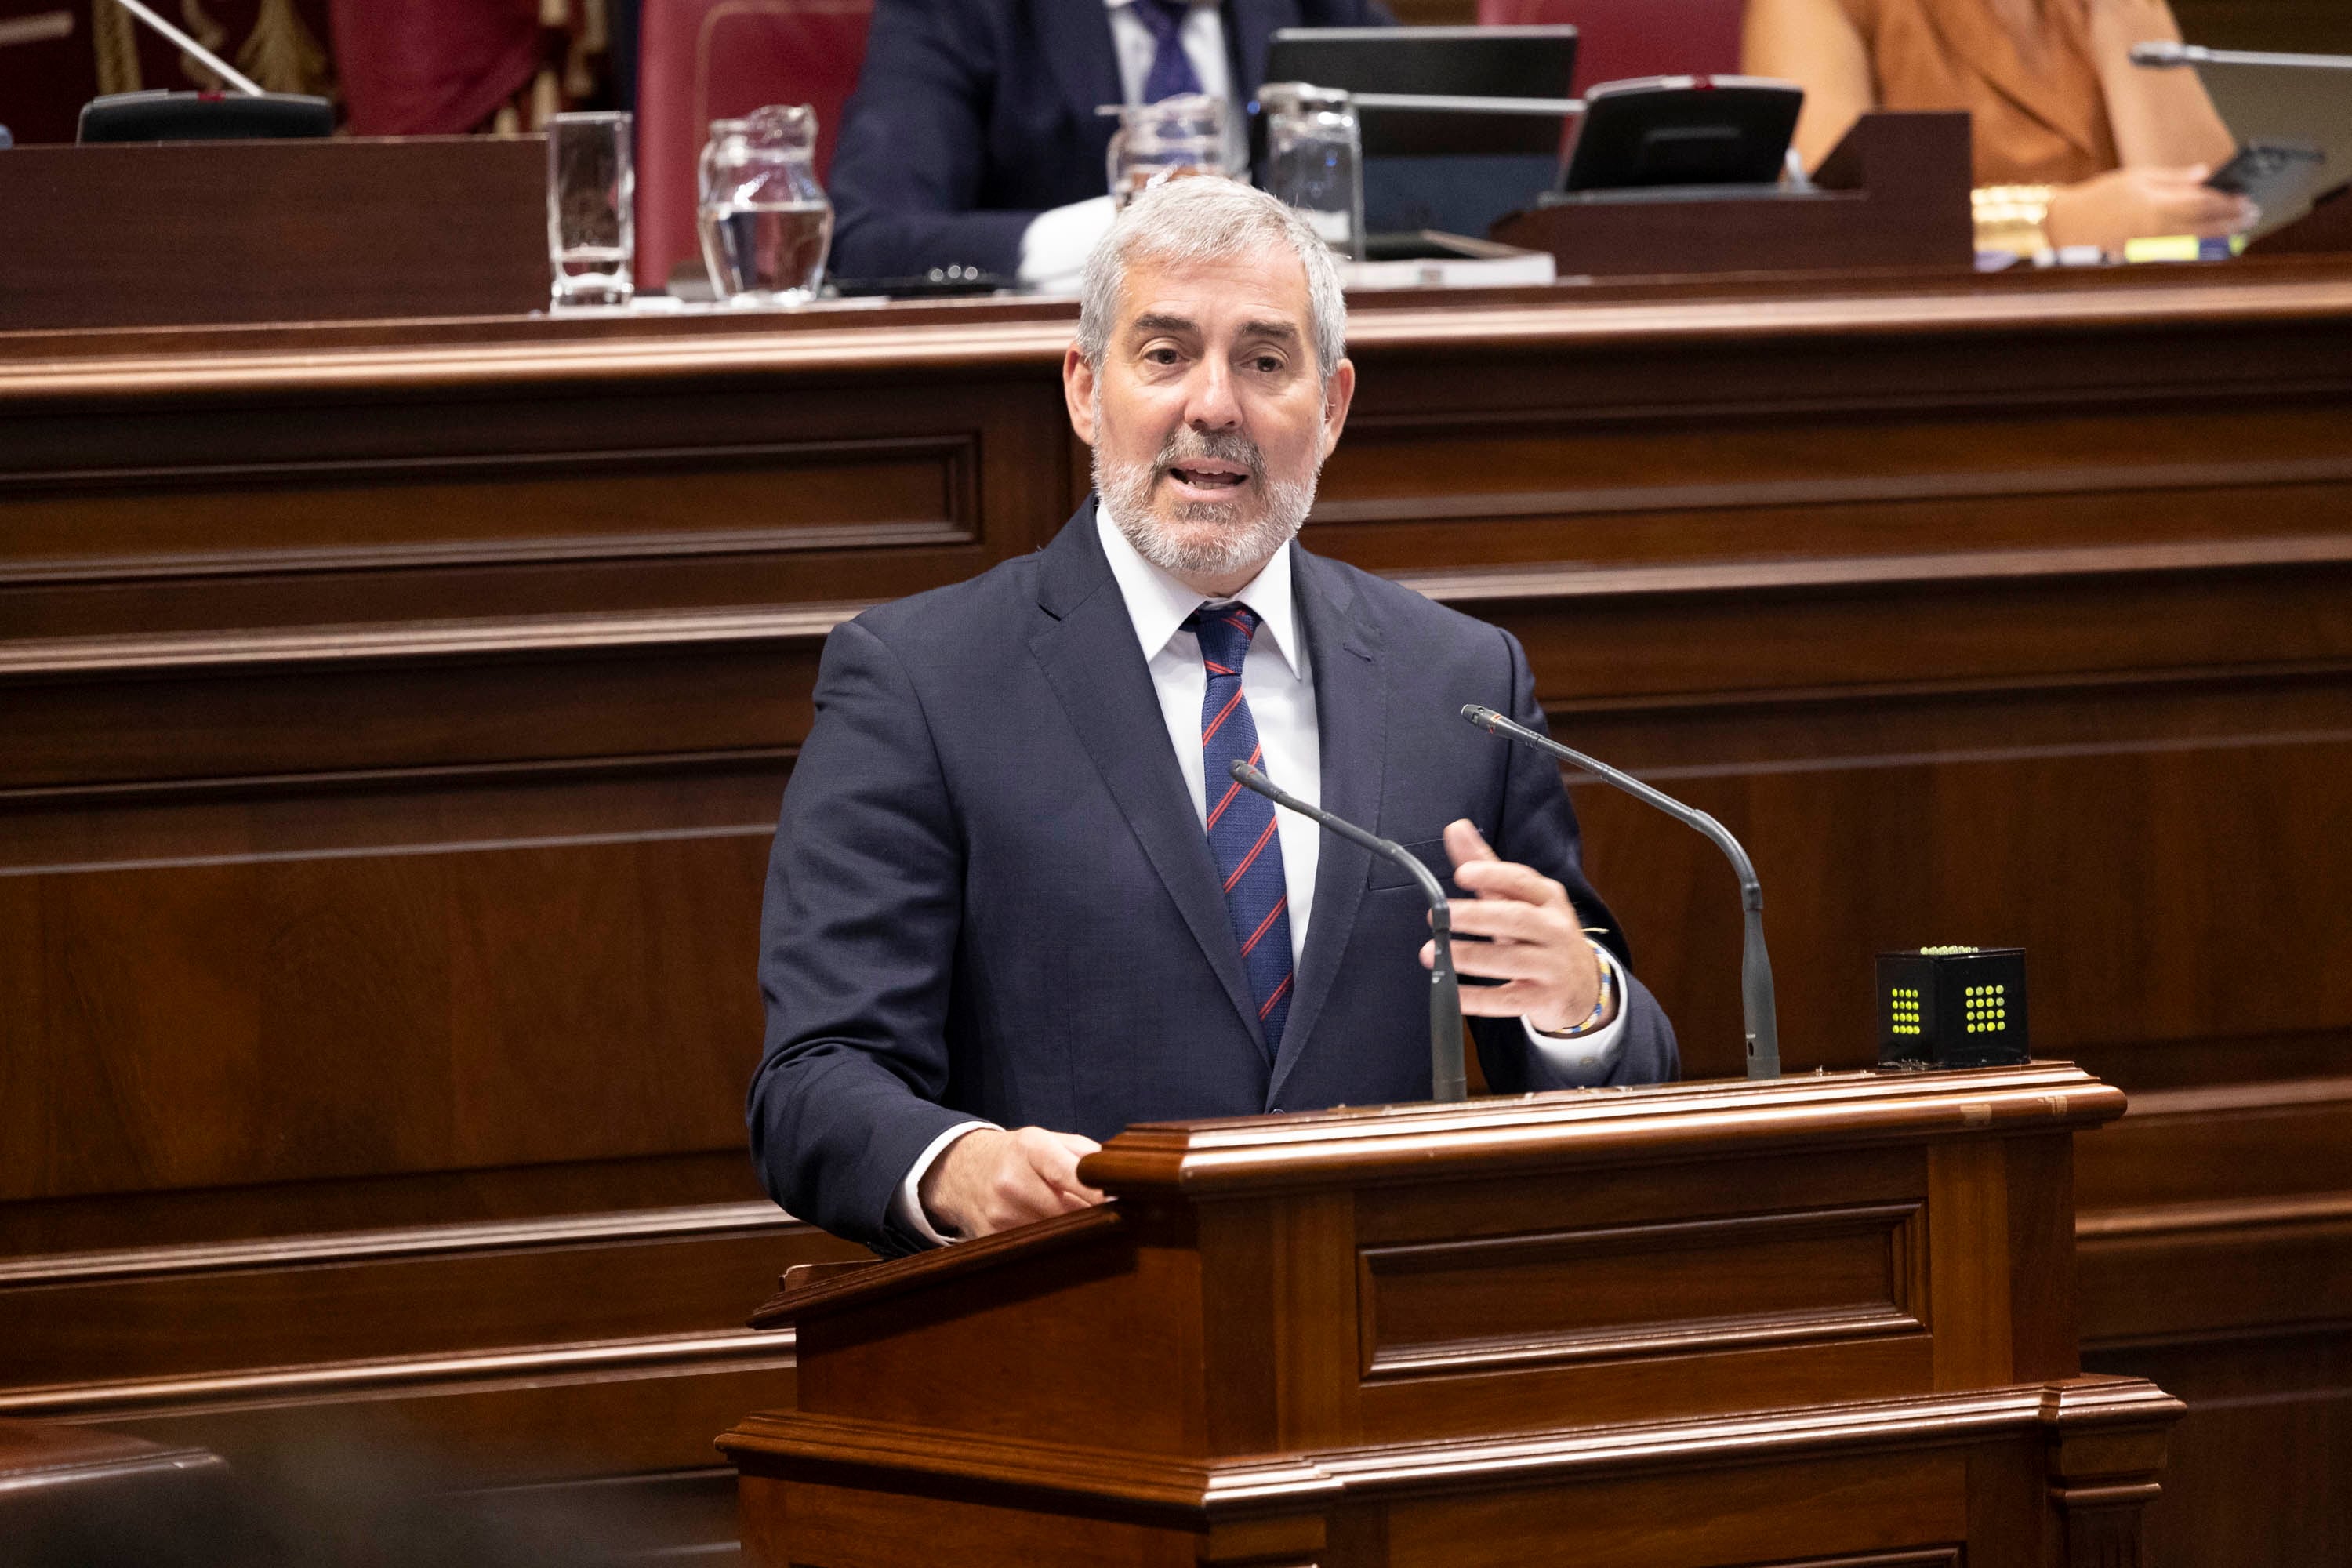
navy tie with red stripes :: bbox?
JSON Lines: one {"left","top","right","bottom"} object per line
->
{"left": 1187, "top": 604, "right": 1293, "bottom": 1054}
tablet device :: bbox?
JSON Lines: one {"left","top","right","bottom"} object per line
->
{"left": 1560, "top": 76, "right": 1803, "bottom": 192}
{"left": 2198, "top": 61, "right": 2352, "bottom": 233}
{"left": 2205, "top": 139, "right": 2327, "bottom": 216}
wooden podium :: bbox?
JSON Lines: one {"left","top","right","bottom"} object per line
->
{"left": 721, "top": 1065, "right": 2180, "bottom": 1566}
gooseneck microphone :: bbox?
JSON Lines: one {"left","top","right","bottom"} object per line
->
{"left": 75, "top": 0, "right": 338, "bottom": 143}
{"left": 1229, "top": 760, "right": 1467, "bottom": 1103}
{"left": 111, "top": 0, "right": 267, "bottom": 94}
{"left": 1461, "top": 706, "right": 1781, "bottom": 1080}
{"left": 2131, "top": 40, "right": 2352, "bottom": 72}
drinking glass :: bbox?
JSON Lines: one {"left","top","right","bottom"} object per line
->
{"left": 1260, "top": 83, "right": 1364, "bottom": 260}
{"left": 699, "top": 103, "right": 835, "bottom": 306}
{"left": 546, "top": 111, "right": 635, "bottom": 307}
{"left": 1105, "top": 94, "right": 1227, "bottom": 206}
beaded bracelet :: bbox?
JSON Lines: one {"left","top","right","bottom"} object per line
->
{"left": 1531, "top": 938, "right": 1620, "bottom": 1040}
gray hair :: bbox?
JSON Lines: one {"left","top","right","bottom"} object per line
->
{"left": 1076, "top": 178, "right": 1348, "bottom": 383}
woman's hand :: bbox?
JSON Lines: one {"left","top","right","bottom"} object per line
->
{"left": 2046, "top": 165, "right": 2257, "bottom": 250}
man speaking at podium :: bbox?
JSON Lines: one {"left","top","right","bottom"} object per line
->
{"left": 752, "top": 180, "right": 1677, "bottom": 1257}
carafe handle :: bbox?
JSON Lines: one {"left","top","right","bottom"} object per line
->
{"left": 1105, "top": 125, "right": 1129, "bottom": 203}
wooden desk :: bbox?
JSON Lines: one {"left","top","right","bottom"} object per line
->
{"left": 0, "top": 1417, "right": 232, "bottom": 1560}
{"left": 3, "top": 260, "right": 2350, "bottom": 1563}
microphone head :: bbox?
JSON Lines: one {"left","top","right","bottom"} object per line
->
{"left": 1229, "top": 757, "right": 1271, "bottom": 790}
{"left": 2129, "top": 40, "right": 2187, "bottom": 66}
{"left": 1460, "top": 703, "right": 1503, "bottom": 732}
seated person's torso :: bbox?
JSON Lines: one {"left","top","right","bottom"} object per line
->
{"left": 1841, "top": 0, "right": 2118, "bottom": 184}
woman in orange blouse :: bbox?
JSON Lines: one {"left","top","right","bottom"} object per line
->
{"left": 1744, "top": 0, "right": 2256, "bottom": 252}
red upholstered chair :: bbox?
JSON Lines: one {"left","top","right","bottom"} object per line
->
{"left": 1478, "top": 0, "right": 1745, "bottom": 89}
{"left": 635, "top": 0, "right": 873, "bottom": 293}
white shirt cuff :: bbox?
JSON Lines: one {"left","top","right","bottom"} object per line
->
{"left": 1017, "top": 195, "right": 1118, "bottom": 292}
{"left": 891, "top": 1120, "right": 998, "bottom": 1246}
{"left": 1520, "top": 944, "right": 1632, "bottom": 1087}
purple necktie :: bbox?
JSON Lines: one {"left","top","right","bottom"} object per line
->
{"left": 1187, "top": 604, "right": 1292, "bottom": 1054}
{"left": 1131, "top": 0, "right": 1205, "bottom": 103}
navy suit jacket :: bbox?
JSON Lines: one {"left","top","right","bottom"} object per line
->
{"left": 750, "top": 501, "right": 1679, "bottom": 1254}
{"left": 828, "top": 0, "right": 1392, "bottom": 281}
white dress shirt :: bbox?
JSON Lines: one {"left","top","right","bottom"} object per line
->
{"left": 1016, "top": 0, "right": 1243, "bottom": 292}
{"left": 892, "top": 507, "right": 1631, "bottom": 1243}
{"left": 1105, "top": 0, "right": 1236, "bottom": 126}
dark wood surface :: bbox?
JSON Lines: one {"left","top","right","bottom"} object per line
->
{"left": 4, "top": 256, "right": 2350, "bottom": 1561}
{"left": 2249, "top": 181, "right": 2352, "bottom": 260}
{"left": 725, "top": 1068, "right": 2180, "bottom": 1567}
{"left": 0, "top": 139, "right": 547, "bottom": 332}
{"left": 0, "top": 1416, "right": 234, "bottom": 1563}
{"left": 1494, "top": 111, "right": 1974, "bottom": 278}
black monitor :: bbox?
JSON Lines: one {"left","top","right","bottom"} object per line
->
{"left": 1260, "top": 27, "right": 1580, "bottom": 242}
{"left": 1263, "top": 25, "right": 1579, "bottom": 103}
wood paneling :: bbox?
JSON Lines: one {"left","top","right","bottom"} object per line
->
{"left": 4, "top": 258, "right": 2350, "bottom": 1558}
{"left": 1356, "top": 1204, "right": 1924, "bottom": 1378}
{"left": 1380, "top": 1450, "right": 1969, "bottom": 1568}
{"left": 2085, "top": 1329, "right": 2352, "bottom": 1568}
{"left": 2171, "top": 0, "right": 2352, "bottom": 53}
{"left": 2076, "top": 1079, "right": 2352, "bottom": 1566}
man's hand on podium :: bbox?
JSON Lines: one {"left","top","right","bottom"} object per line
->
{"left": 919, "top": 1126, "right": 1105, "bottom": 1239}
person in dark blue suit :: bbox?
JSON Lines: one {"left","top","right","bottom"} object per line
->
{"left": 752, "top": 180, "right": 1677, "bottom": 1257}
{"left": 827, "top": 0, "right": 1391, "bottom": 283}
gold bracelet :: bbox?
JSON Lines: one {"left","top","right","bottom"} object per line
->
{"left": 1973, "top": 184, "right": 2056, "bottom": 257}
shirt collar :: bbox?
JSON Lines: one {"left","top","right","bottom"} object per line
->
{"left": 1094, "top": 499, "right": 1306, "bottom": 682}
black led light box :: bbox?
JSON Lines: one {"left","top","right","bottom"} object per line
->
{"left": 1878, "top": 946, "right": 2029, "bottom": 1069}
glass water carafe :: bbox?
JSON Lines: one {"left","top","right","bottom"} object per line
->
{"left": 1260, "top": 83, "right": 1363, "bottom": 260}
{"left": 1105, "top": 94, "right": 1229, "bottom": 206}
{"left": 699, "top": 104, "right": 834, "bottom": 305}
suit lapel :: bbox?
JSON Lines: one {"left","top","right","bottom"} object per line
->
{"left": 1267, "top": 543, "right": 1383, "bottom": 1103}
{"left": 1041, "top": 0, "right": 1124, "bottom": 125}
{"left": 1028, "top": 503, "right": 1269, "bottom": 1051}
{"left": 1922, "top": 0, "right": 2104, "bottom": 162}
{"left": 1224, "top": 0, "right": 1290, "bottom": 109}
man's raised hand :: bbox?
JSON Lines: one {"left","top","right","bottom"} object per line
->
{"left": 1419, "top": 818, "right": 1605, "bottom": 1034}
{"left": 918, "top": 1126, "right": 1105, "bottom": 1240}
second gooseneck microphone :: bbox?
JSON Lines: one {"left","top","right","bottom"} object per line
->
{"left": 2130, "top": 40, "right": 2352, "bottom": 71}
{"left": 1229, "top": 760, "right": 1468, "bottom": 1103}
{"left": 1461, "top": 706, "right": 1781, "bottom": 1080}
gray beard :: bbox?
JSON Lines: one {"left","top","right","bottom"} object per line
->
{"left": 1091, "top": 401, "right": 1320, "bottom": 582}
